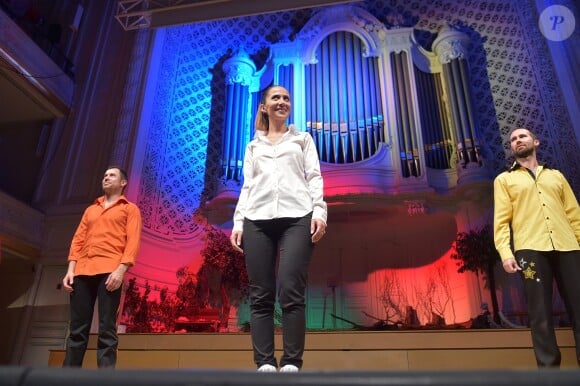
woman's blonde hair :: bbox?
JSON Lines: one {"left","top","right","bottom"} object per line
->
{"left": 254, "top": 85, "right": 283, "bottom": 132}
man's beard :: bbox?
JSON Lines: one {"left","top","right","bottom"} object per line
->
{"left": 514, "top": 145, "right": 534, "bottom": 158}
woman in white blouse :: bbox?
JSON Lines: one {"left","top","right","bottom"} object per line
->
{"left": 230, "top": 85, "right": 327, "bottom": 373}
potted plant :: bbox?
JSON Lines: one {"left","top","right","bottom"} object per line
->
{"left": 451, "top": 224, "right": 501, "bottom": 325}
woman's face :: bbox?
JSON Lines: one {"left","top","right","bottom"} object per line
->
{"left": 261, "top": 86, "right": 291, "bottom": 122}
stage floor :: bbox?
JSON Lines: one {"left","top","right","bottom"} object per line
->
{"left": 48, "top": 328, "right": 578, "bottom": 370}
{"left": 3, "top": 366, "right": 580, "bottom": 386}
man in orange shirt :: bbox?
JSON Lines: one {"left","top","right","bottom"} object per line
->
{"left": 62, "top": 166, "right": 142, "bottom": 368}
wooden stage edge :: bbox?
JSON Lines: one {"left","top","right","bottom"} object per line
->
{"left": 49, "top": 328, "right": 578, "bottom": 370}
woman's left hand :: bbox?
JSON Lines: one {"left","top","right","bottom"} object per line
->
{"left": 311, "top": 218, "right": 326, "bottom": 243}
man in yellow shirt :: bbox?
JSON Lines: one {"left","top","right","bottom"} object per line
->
{"left": 62, "top": 166, "right": 142, "bottom": 368}
{"left": 494, "top": 128, "right": 580, "bottom": 367}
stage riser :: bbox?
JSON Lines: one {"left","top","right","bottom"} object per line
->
{"left": 49, "top": 347, "right": 579, "bottom": 370}
{"left": 48, "top": 329, "right": 578, "bottom": 370}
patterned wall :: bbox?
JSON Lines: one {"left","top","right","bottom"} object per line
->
{"left": 137, "top": 0, "right": 578, "bottom": 239}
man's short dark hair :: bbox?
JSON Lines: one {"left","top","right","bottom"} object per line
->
{"left": 508, "top": 127, "right": 537, "bottom": 140}
{"left": 107, "top": 166, "right": 128, "bottom": 181}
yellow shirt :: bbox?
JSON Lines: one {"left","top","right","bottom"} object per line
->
{"left": 68, "top": 195, "right": 142, "bottom": 276}
{"left": 493, "top": 163, "right": 580, "bottom": 262}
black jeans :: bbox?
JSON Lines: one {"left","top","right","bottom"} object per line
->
{"left": 63, "top": 273, "right": 122, "bottom": 368}
{"left": 243, "top": 214, "right": 314, "bottom": 369}
{"left": 516, "top": 250, "right": 580, "bottom": 367}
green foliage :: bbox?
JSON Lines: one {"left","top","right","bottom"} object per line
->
{"left": 176, "top": 266, "right": 204, "bottom": 315}
{"left": 197, "top": 223, "right": 249, "bottom": 328}
{"left": 131, "top": 281, "right": 152, "bottom": 332}
{"left": 199, "top": 225, "right": 248, "bottom": 298}
{"left": 122, "top": 277, "right": 140, "bottom": 322}
{"left": 451, "top": 224, "right": 501, "bottom": 324}
{"left": 122, "top": 278, "right": 180, "bottom": 332}
{"left": 119, "top": 211, "right": 249, "bottom": 332}
{"left": 155, "top": 287, "right": 178, "bottom": 331}
{"left": 450, "top": 224, "right": 499, "bottom": 281}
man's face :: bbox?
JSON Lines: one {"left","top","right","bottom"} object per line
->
{"left": 510, "top": 129, "right": 538, "bottom": 158}
{"left": 102, "top": 168, "right": 127, "bottom": 193}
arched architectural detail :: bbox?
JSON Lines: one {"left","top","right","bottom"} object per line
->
{"left": 295, "top": 5, "right": 386, "bottom": 64}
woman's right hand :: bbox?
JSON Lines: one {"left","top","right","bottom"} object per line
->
{"left": 230, "top": 230, "right": 244, "bottom": 253}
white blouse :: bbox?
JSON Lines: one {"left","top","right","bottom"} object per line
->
{"left": 232, "top": 125, "right": 327, "bottom": 232}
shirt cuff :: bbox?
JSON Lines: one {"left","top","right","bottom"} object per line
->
{"left": 312, "top": 207, "right": 327, "bottom": 224}
{"left": 497, "top": 247, "right": 515, "bottom": 262}
{"left": 232, "top": 220, "right": 244, "bottom": 232}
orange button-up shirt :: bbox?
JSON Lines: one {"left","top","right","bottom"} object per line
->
{"left": 68, "top": 195, "right": 142, "bottom": 276}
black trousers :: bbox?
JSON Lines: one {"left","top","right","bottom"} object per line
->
{"left": 63, "top": 273, "right": 122, "bottom": 368}
{"left": 516, "top": 250, "right": 580, "bottom": 367}
{"left": 243, "top": 214, "right": 314, "bottom": 369}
